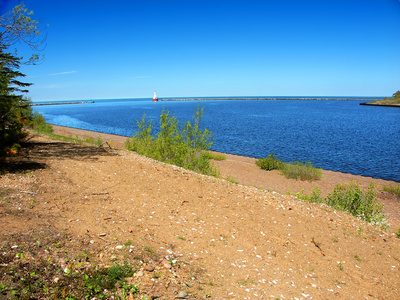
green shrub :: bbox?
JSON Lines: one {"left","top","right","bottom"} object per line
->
{"left": 295, "top": 182, "right": 386, "bottom": 226}
{"left": 126, "top": 105, "right": 219, "bottom": 177}
{"left": 83, "top": 136, "right": 103, "bottom": 146}
{"left": 29, "top": 111, "right": 53, "bottom": 133}
{"left": 382, "top": 184, "right": 400, "bottom": 197}
{"left": 256, "top": 153, "right": 282, "bottom": 171}
{"left": 326, "top": 182, "right": 385, "bottom": 225}
{"left": 296, "top": 187, "right": 323, "bottom": 203}
{"left": 280, "top": 161, "right": 322, "bottom": 181}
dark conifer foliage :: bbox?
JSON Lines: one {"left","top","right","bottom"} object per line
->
{"left": 0, "top": 46, "right": 32, "bottom": 157}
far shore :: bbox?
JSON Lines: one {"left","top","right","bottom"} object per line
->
{"left": 360, "top": 102, "right": 400, "bottom": 107}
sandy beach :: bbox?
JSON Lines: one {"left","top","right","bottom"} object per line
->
{"left": 51, "top": 124, "right": 400, "bottom": 223}
{"left": 1, "top": 127, "right": 399, "bottom": 299}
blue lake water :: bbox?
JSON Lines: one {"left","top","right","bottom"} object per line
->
{"left": 33, "top": 99, "right": 400, "bottom": 182}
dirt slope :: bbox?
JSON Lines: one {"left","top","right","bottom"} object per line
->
{"left": 1, "top": 132, "right": 400, "bottom": 299}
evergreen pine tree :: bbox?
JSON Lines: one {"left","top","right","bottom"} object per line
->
{"left": 0, "top": 46, "right": 31, "bottom": 157}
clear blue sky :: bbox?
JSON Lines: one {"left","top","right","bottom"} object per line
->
{"left": 2, "top": 0, "right": 400, "bottom": 101}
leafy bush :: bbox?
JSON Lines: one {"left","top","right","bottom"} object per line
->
{"left": 326, "top": 182, "right": 384, "bottom": 224}
{"left": 295, "top": 182, "right": 386, "bottom": 226}
{"left": 83, "top": 136, "right": 103, "bottom": 146}
{"left": 256, "top": 153, "right": 321, "bottom": 181}
{"left": 256, "top": 153, "right": 282, "bottom": 171}
{"left": 296, "top": 187, "right": 323, "bottom": 203}
{"left": 126, "top": 105, "right": 219, "bottom": 177}
{"left": 29, "top": 111, "right": 53, "bottom": 133}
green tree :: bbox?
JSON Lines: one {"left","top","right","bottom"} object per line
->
{"left": 0, "top": 2, "right": 44, "bottom": 158}
{"left": 126, "top": 105, "right": 218, "bottom": 176}
{"left": 0, "top": 46, "right": 31, "bottom": 157}
{"left": 0, "top": 2, "right": 45, "bottom": 64}
{"left": 392, "top": 90, "right": 400, "bottom": 99}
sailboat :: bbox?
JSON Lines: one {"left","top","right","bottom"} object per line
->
{"left": 152, "top": 91, "right": 158, "bottom": 102}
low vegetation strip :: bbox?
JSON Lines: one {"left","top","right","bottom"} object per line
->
{"left": 256, "top": 153, "right": 322, "bottom": 181}
{"left": 296, "top": 182, "right": 386, "bottom": 226}
{"left": 383, "top": 184, "right": 400, "bottom": 197}
{"left": 256, "top": 154, "right": 386, "bottom": 226}
{"left": 365, "top": 90, "right": 400, "bottom": 106}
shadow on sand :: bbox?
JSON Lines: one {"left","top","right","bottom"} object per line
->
{"left": 1, "top": 140, "right": 117, "bottom": 174}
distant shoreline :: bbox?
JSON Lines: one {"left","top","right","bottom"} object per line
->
{"left": 360, "top": 102, "right": 400, "bottom": 108}
{"left": 161, "top": 97, "right": 383, "bottom": 101}
{"left": 32, "top": 97, "right": 385, "bottom": 105}
{"left": 31, "top": 101, "right": 88, "bottom": 106}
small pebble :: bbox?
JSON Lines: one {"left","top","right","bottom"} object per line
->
{"left": 178, "top": 290, "right": 187, "bottom": 298}
{"left": 146, "top": 265, "right": 155, "bottom": 272}
{"left": 134, "top": 271, "right": 144, "bottom": 277}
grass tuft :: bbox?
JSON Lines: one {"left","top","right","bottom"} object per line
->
{"left": 202, "top": 151, "right": 227, "bottom": 161}
{"left": 255, "top": 153, "right": 282, "bottom": 171}
{"left": 256, "top": 153, "right": 322, "bottom": 181}
{"left": 382, "top": 184, "right": 400, "bottom": 197}
{"left": 280, "top": 161, "right": 322, "bottom": 181}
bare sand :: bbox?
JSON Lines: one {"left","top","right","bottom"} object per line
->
{"left": 1, "top": 127, "right": 399, "bottom": 299}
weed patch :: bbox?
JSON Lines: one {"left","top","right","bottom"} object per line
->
{"left": 296, "top": 187, "right": 323, "bottom": 203}
{"left": 382, "top": 184, "right": 400, "bottom": 197}
{"left": 280, "top": 161, "right": 322, "bottom": 181}
{"left": 0, "top": 253, "right": 138, "bottom": 299}
{"left": 226, "top": 176, "right": 238, "bottom": 184}
{"left": 256, "top": 153, "right": 322, "bottom": 181}
{"left": 295, "top": 182, "right": 386, "bottom": 226}
{"left": 202, "top": 151, "right": 226, "bottom": 161}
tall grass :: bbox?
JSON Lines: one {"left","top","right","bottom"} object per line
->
{"left": 126, "top": 105, "right": 220, "bottom": 177}
{"left": 202, "top": 151, "right": 227, "bottom": 161}
{"left": 256, "top": 153, "right": 322, "bottom": 181}
{"left": 280, "top": 161, "right": 322, "bottom": 181}
{"left": 382, "top": 184, "right": 400, "bottom": 197}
